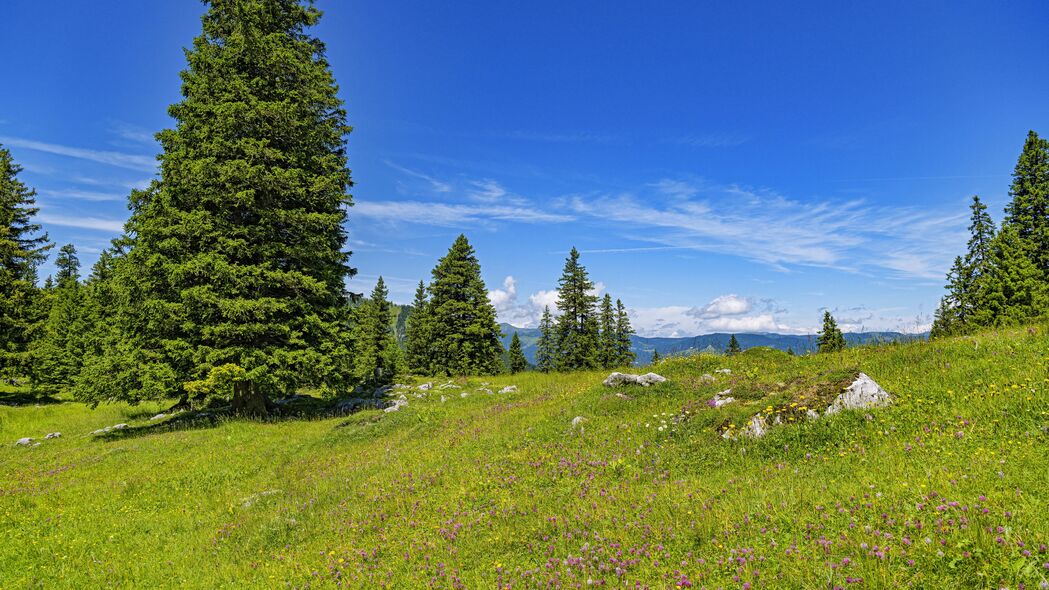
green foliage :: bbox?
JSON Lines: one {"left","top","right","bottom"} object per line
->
{"left": 816, "top": 311, "right": 845, "bottom": 353}
{"left": 726, "top": 334, "right": 742, "bottom": 355}
{"left": 0, "top": 144, "right": 51, "bottom": 380}
{"left": 426, "top": 235, "right": 504, "bottom": 376}
{"left": 30, "top": 245, "right": 88, "bottom": 392}
{"left": 350, "top": 277, "right": 399, "bottom": 387}
{"left": 535, "top": 306, "right": 555, "bottom": 373}
{"left": 553, "top": 247, "right": 599, "bottom": 371}
{"left": 404, "top": 280, "right": 432, "bottom": 374}
{"left": 596, "top": 294, "right": 617, "bottom": 369}
{"left": 76, "top": 0, "right": 356, "bottom": 406}
{"left": 1004, "top": 130, "right": 1049, "bottom": 274}
{"left": 614, "top": 298, "right": 635, "bottom": 367}
{"left": 508, "top": 332, "right": 527, "bottom": 374}
{"left": 932, "top": 196, "right": 998, "bottom": 336}
{"left": 969, "top": 225, "right": 1048, "bottom": 327}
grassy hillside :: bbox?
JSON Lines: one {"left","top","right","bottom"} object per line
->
{"left": 1, "top": 324, "right": 1047, "bottom": 588}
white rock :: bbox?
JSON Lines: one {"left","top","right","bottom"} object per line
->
{"left": 602, "top": 372, "right": 667, "bottom": 387}
{"left": 715, "top": 368, "right": 732, "bottom": 375}
{"left": 806, "top": 409, "right": 820, "bottom": 420}
{"left": 44, "top": 432, "right": 61, "bottom": 439}
{"left": 699, "top": 374, "right": 716, "bottom": 384}
{"left": 711, "top": 389, "right": 735, "bottom": 407}
{"left": 825, "top": 373, "right": 891, "bottom": 415}
{"left": 16, "top": 437, "right": 33, "bottom": 446}
{"left": 149, "top": 413, "right": 167, "bottom": 421}
{"left": 384, "top": 399, "right": 409, "bottom": 413}
{"left": 112, "top": 423, "right": 129, "bottom": 430}
{"left": 460, "top": 392, "right": 468, "bottom": 398}
{"left": 440, "top": 395, "right": 447, "bottom": 403}
{"left": 418, "top": 382, "right": 433, "bottom": 391}
{"left": 499, "top": 385, "right": 518, "bottom": 394}
{"left": 571, "top": 416, "right": 587, "bottom": 428}
{"left": 479, "top": 388, "right": 493, "bottom": 395}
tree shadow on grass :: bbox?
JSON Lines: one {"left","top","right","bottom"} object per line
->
{"left": 91, "top": 394, "right": 390, "bottom": 441}
{"left": 0, "top": 388, "right": 65, "bottom": 407}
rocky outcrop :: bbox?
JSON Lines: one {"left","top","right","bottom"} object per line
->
{"left": 825, "top": 373, "right": 891, "bottom": 415}
{"left": 603, "top": 372, "right": 667, "bottom": 387}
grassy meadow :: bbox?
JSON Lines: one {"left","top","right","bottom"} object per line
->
{"left": 2, "top": 324, "right": 1048, "bottom": 589}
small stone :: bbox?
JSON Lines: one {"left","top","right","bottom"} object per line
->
{"left": 149, "top": 413, "right": 167, "bottom": 421}
{"left": 499, "top": 385, "right": 518, "bottom": 394}
{"left": 440, "top": 395, "right": 447, "bottom": 403}
{"left": 16, "top": 437, "right": 33, "bottom": 446}
{"left": 112, "top": 423, "right": 129, "bottom": 430}
{"left": 418, "top": 382, "right": 433, "bottom": 391}
{"left": 44, "top": 432, "right": 61, "bottom": 439}
{"left": 571, "top": 416, "right": 587, "bottom": 428}
{"left": 699, "top": 374, "right": 716, "bottom": 384}
{"left": 460, "top": 392, "right": 468, "bottom": 398}
{"left": 715, "top": 368, "right": 732, "bottom": 375}
{"left": 602, "top": 372, "right": 667, "bottom": 387}
{"left": 711, "top": 389, "right": 735, "bottom": 407}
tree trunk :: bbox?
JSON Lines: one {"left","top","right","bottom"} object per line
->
{"left": 231, "top": 380, "right": 268, "bottom": 417}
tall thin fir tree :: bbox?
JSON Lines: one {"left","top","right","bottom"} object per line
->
{"left": 426, "top": 235, "right": 504, "bottom": 376}
{"left": 351, "top": 277, "right": 397, "bottom": 387}
{"left": 726, "top": 334, "right": 741, "bottom": 355}
{"left": 1004, "top": 130, "right": 1049, "bottom": 275}
{"left": 404, "top": 280, "right": 432, "bottom": 374}
{"left": 816, "top": 311, "right": 846, "bottom": 353}
{"left": 613, "top": 298, "right": 635, "bottom": 366}
{"left": 931, "top": 196, "right": 997, "bottom": 337}
{"left": 0, "top": 144, "right": 51, "bottom": 381}
{"left": 75, "top": 0, "right": 356, "bottom": 413}
{"left": 535, "top": 306, "right": 555, "bottom": 373}
{"left": 597, "top": 294, "right": 617, "bottom": 369}
{"left": 507, "top": 332, "right": 528, "bottom": 374}
{"left": 553, "top": 247, "right": 599, "bottom": 371}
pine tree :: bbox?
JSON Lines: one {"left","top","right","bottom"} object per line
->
{"left": 553, "top": 247, "right": 599, "bottom": 371}
{"left": 816, "top": 311, "right": 846, "bottom": 353}
{"left": 933, "top": 196, "right": 998, "bottom": 337}
{"left": 786, "top": 347, "right": 795, "bottom": 356}
{"left": 404, "top": 280, "right": 432, "bottom": 374}
{"left": 970, "top": 225, "right": 1048, "bottom": 326}
{"left": 597, "top": 294, "right": 617, "bottom": 369}
{"left": 76, "top": 1, "right": 356, "bottom": 413}
{"left": 1004, "top": 130, "right": 1049, "bottom": 275}
{"left": 31, "top": 244, "right": 87, "bottom": 392}
{"left": 726, "top": 334, "right": 742, "bottom": 355}
{"left": 535, "top": 306, "right": 555, "bottom": 373}
{"left": 508, "top": 332, "right": 528, "bottom": 374}
{"left": 349, "top": 277, "right": 399, "bottom": 387}
{"left": 427, "top": 235, "right": 504, "bottom": 376}
{"left": 650, "top": 349, "right": 661, "bottom": 364}
{"left": 613, "top": 298, "right": 635, "bottom": 366}
{"left": 0, "top": 144, "right": 51, "bottom": 381}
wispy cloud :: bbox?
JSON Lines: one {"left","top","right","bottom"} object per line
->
{"left": 353, "top": 200, "right": 574, "bottom": 226}
{"left": 37, "top": 213, "right": 125, "bottom": 233}
{"left": 668, "top": 133, "right": 750, "bottom": 148}
{"left": 567, "top": 178, "right": 967, "bottom": 280}
{"left": 110, "top": 122, "right": 158, "bottom": 145}
{"left": 497, "top": 130, "right": 624, "bottom": 144}
{"left": 0, "top": 136, "right": 156, "bottom": 172}
{"left": 39, "top": 188, "right": 126, "bottom": 202}
{"left": 384, "top": 160, "right": 453, "bottom": 193}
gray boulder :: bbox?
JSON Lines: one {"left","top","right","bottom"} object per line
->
{"left": 602, "top": 372, "right": 667, "bottom": 387}
{"left": 825, "top": 373, "right": 891, "bottom": 415}
{"left": 44, "top": 432, "right": 61, "bottom": 439}
{"left": 15, "top": 437, "right": 33, "bottom": 446}
{"left": 711, "top": 389, "right": 735, "bottom": 407}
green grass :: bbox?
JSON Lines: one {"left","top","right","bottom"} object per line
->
{"left": 2, "top": 324, "right": 1048, "bottom": 588}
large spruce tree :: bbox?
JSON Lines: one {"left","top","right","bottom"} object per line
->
{"left": 535, "top": 306, "right": 555, "bottom": 373}
{"left": 426, "top": 235, "right": 504, "bottom": 376}
{"left": 404, "top": 280, "right": 432, "bottom": 374}
{"left": 816, "top": 311, "right": 846, "bottom": 353}
{"left": 553, "top": 247, "right": 599, "bottom": 371}
{"left": 613, "top": 298, "right": 635, "bottom": 366}
{"left": 969, "top": 225, "right": 1048, "bottom": 327}
{"left": 0, "top": 144, "right": 51, "bottom": 381}
{"left": 1004, "top": 130, "right": 1049, "bottom": 274}
{"left": 597, "top": 293, "right": 617, "bottom": 369}
{"left": 77, "top": 0, "right": 355, "bottom": 411}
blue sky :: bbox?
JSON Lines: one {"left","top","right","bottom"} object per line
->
{"left": 3, "top": 1, "right": 1047, "bottom": 336}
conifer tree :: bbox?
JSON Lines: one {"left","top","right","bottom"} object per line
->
{"left": 1004, "top": 130, "right": 1049, "bottom": 274}
{"left": 553, "top": 247, "right": 599, "bottom": 371}
{"left": 650, "top": 349, "right": 661, "bottom": 364}
{"left": 932, "top": 196, "right": 998, "bottom": 337}
{"left": 970, "top": 225, "right": 1048, "bottom": 326}
{"left": 535, "top": 306, "right": 555, "bottom": 373}
{"left": 597, "top": 293, "right": 617, "bottom": 369}
{"left": 32, "top": 244, "right": 87, "bottom": 392}
{"left": 726, "top": 334, "right": 741, "bottom": 355}
{"left": 786, "top": 347, "right": 795, "bottom": 356}
{"left": 427, "top": 235, "right": 504, "bottom": 375}
{"left": 404, "top": 280, "right": 432, "bottom": 374}
{"left": 508, "top": 332, "right": 527, "bottom": 374}
{"left": 613, "top": 298, "right": 635, "bottom": 366}
{"left": 0, "top": 144, "right": 51, "bottom": 381}
{"left": 76, "top": 1, "right": 356, "bottom": 412}
{"left": 349, "top": 277, "right": 398, "bottom": 387}
{"left": 816, "top": 311, "right": 846, "bottom": 353}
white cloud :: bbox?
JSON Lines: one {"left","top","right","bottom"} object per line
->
{"left": 39, "top": 189, "right": 126, "bottom": 202}
{"left": 488, "top": 275, "right": 518, "bottom": 309}
{"left": 0, "top": 136, "right": 156, "bottom": 172}
{"left": 353, "top": 200, "right": 574, "bottom": 226}
{"left": 38, "top": 213, "right": 125, "bottom": 233}
{"left": 690, "top": 294, "right": 751, "bottom": 318}
{"left": 110, "top": 122, "right": 158, "bottom": 145}
{"left": 528, "top": 289, "right": 559, "bottom": 312}
{"left": 384, "top": 160, "right": 453, "bottom": 193}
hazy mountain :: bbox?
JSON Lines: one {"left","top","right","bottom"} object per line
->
{"left": 498, "top": 323, "right": 926, "bottom": 366}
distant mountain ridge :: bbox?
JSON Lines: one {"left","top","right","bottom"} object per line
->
{"left": 497, "top": 323, "right": 926, "bottom": 365}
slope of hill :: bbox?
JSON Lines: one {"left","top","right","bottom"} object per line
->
{"left": 1, "top": 324, "right": 1046, "bottom": 588}
{"left": 499, "top": 322, "right": 926, "bottom": 364}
